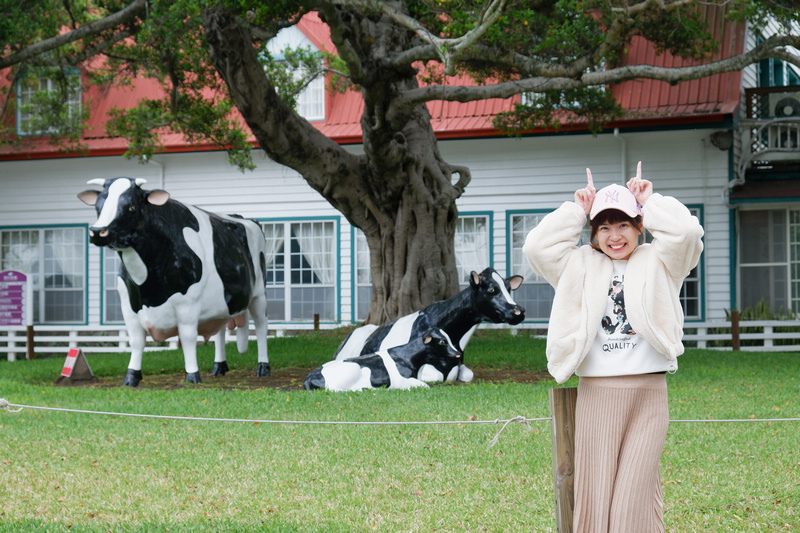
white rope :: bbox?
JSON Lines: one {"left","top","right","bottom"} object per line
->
{"left": 2, "top": 397, "right": 798, "bottom": 450}
{"left": 489, "top": 415, "right": 532, "bottom": 448}
{"left": 0, "top": 398, "right": 23, "bottom": 413}
{"left": 0, "top": 398, "right": 548, "bottom": 426}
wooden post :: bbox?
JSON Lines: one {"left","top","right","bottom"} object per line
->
{"left": 26, "top": 325, "right": 35, "bottom": 360}
{"left": 314, "top": 313, "right": 320, "bottom": 331}
{"left": 731, "top": 310, "right": 740, "bottom": 351}
{"left": 549, "top": 387, "right": 578, "bottom": 533}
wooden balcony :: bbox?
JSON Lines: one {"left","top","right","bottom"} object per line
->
{"left": 738, "top": 86, "right": 800, "bottom": 181}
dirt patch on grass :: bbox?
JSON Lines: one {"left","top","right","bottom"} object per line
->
{"left": 93, "top": 366, "right": 550, "bottom": 390}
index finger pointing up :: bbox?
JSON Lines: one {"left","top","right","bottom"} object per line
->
{"left": 586, "top": 168, "right": 594, "bottom": 188}
{"left": 635, "top": 161, "right": 642, "bottom": 180}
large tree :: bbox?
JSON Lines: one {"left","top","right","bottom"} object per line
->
{"left": 1, "top": 0, "right": 798, "bottom": 323}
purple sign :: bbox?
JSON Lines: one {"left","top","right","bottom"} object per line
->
{"left": 0, "top": 270, "right": 30, "bottom": 326}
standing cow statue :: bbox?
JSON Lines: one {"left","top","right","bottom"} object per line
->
{"left": 78, "top": 177, "right": 270, "bottom": 387}
{"left": 334, "top": 267, "right": 525, "bottom": 382}
{"left": 304, "top": 328, "right": 462, "bottom": 391}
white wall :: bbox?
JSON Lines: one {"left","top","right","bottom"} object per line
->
{"left": 0, "top": 126, "right": 733, "bottom": 327}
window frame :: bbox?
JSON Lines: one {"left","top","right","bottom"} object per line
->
{"left": 260, "top": 217, "right": 341, "bottom": 324}
{"left": 351, "top": 212, "right": 494, "bottom": 322}
{"left": 15, "top": 68, "right": 82, "bottom": 137}
{"left": 0, "top": 224, "right": 88, "bottom": 325}
{"left": 264, "top": 26, "right": 325, "bottom": 122}
{"left": 736, "top": 204, "right": 800, "bottom": 316}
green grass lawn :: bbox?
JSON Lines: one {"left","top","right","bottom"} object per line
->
{"left": 1, "top": 329, "right": 798, "bottom": 532}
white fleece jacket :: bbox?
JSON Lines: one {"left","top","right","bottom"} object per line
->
{"left": 523, "top": 193, "right": 704, "bottom": 384}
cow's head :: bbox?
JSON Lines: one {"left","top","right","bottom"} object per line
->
{"left": 405, "top": 328, "right": 462, "bottom": 375}
{"left": 469, "top": 267, "right": 525, "bottom": 325}
{"left": 77, "top": 177, "right": 170, "bottom": 249}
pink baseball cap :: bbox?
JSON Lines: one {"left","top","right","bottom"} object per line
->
{"left": 589, "top": 184, "right": 642, "bottom": 220}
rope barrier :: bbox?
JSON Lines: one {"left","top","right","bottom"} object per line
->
{"left": 0, "top": 398, "right": 550, "bottom": 447}
{"left": 2, "top": 398, "right": 798, "bottom": 449}
{"left": 3, "top": 398, "right": 799, "bottom": 424}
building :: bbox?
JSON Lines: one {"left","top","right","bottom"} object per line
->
{"left": 1, "top": 7, "right": 798, "bottom": 350}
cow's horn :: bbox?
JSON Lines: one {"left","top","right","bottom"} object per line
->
{"left": 135, "top": 178, "right": 147, "bottom": 186}
{"left": 86, "top": 178, "right": 106, "bottom": 186}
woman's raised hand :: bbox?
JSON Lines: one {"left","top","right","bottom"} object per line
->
{"left": 626, "top": 161, "right": 653, "bottom": 206}
{"left": 575, "top": 168, "right": 596, "bottom": 216}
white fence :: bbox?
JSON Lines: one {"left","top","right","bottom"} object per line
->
{"left": 0, "top": 323, "right": 324, "bottom": 361}
{"left": 2, "top": 320, "right": 800, "bottom": 361}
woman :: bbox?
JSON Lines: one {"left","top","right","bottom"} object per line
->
{"left": 523, "top": 162, "right": 703, "bottom": 532}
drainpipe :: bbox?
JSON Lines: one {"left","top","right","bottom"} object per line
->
{"left": 614, "top": 128, "right": 627, "bottom": 182}
{"left": 146, "top": 156, "right": 165, "bottom": 189}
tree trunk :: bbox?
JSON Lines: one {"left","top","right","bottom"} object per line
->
{"left": 204, "top": 7, "right": 468, "bottom": 324}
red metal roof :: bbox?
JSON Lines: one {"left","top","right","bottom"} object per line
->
{"left": 0, "top": 6, "right": 744, "bottom": 160}
{"left": 612, "top": 4, "right": 744, "bottom": 120}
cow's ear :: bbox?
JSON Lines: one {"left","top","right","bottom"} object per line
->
{"left": 469, "top": 271, "right": 481, "bottom": 288}
{"left": 146, "top": 190, "right": 170, "bottom": 206}
{"left": 77, "top": 190, "right": 100, "bottom": 206}
{"left": 423, "top": 335, "right": 432, "bottom": 345}
{"left": 507, "top": 275, "right": 524, "bottom": 290}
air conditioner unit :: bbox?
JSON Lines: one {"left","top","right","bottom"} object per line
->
{"left": 768, "top": 92, "right": 800, "bottom": 118}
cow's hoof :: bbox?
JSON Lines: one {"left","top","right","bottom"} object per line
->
{"left": 256, "top": 362, "right": 271, "bottom": 377}
{"left": 211, "top": 361, "right": 229, "bottom": 376}
{"left": 122, "top": 369, "right": 142, "bottom": 387}
{"left": 185, "top": 371, "right": 202, "bottom": 384}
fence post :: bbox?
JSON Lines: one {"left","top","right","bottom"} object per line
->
{"left": 549, "top": 387, "right": 578, "bottom": 533}
{"left": 26, "top": 325, "right": 35, "bottom": 359}
{"left": 8, "top": 330, "right": 17, "bottom": 362}
{"left": 731, "top": 310, "right": 740, "bottom": 351}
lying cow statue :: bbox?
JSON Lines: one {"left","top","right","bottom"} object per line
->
{"left": 334, "top": 267, "right": 524, "bottom": 382}
{"left": 78, "top": 177, "right": 270, "bottom": 386}
{"left": 304, "top": 328, "right": 462, "bottom": 391}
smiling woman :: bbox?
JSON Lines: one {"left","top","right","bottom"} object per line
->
{"left": 522, "top": 162, "right": 705, "bottom": 533}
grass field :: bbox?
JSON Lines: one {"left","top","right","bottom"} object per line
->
{"left": 1, "top": 329, "right": 798, "bottom": 532}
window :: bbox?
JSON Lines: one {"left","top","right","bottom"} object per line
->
{"left": 678, "top": 207, "right": 703, "bottom": 320}
{"left": 15, "top": 69, "right": 82, "bottom": 136}
{"left": 738, "top": 207, "right": 800, "bottom": 315}
{"left": 261, "top": 219, "right": 338, "bottom": 322}
{"left": 353, "top": 229, "right": 371, "bottom": 322}
{"left": 509, "top": 212, "right": 570, "bottom": 321}
{"left": 757, "top": 34, "right": 800, "bottom": 88}
{"left": 352, "top": 214, "right": 492, "bottom": 321}
{"left": 509, "top": 207, "right": 703, "bottom": 321}
{"left": 265, "top": 26, "right": 325, "bottom": 121}
{"left": 102, "top": 250, "right": 124, "bottom": 323}
{"left": 0, "top": 226, "right": 85, "bottom": 323}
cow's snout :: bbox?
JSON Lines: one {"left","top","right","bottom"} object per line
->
{"left": 507, "top": 305, "right": 526, "bottom": 324}
{"left": 88, "top": 226, "right": 111, "bottom": 246}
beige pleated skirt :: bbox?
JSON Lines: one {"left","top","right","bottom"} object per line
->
{"left": 572, "top": 374, "right": 669, "bottom": 533}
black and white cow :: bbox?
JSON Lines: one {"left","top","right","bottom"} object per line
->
{"left": 304, "top": 328, "right": 462, "bottom": 391}
{"left": 334, "top": 268, "right": 524, "bottom": 382}
{"left": 78, "top": 177, "right": 269, "bottom": 387}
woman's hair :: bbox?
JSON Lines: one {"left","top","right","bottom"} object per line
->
{"left": 589, "top": 209, "right": 643, "bottom": 250}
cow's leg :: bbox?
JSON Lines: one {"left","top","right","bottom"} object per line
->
{"left": 249, "top": 297, "right": 270, "bottom": 377}
{"left": 236, "top": 314, "right": 250, "bottom": 354}
{"left": 457, "top": 364, "right": 475, "bottom": 383}
{"left": 178, "top": 323, "right": 202, "bottom": 384}
{"left": 122, "top": 323, "right": 146, "bottom": 387}
{"left": 211, "top": 328, "right": 229, "bottom": 376}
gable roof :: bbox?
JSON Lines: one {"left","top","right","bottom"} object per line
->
{"left": 0, "top": 4, "right": 743, "bottom": 160}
